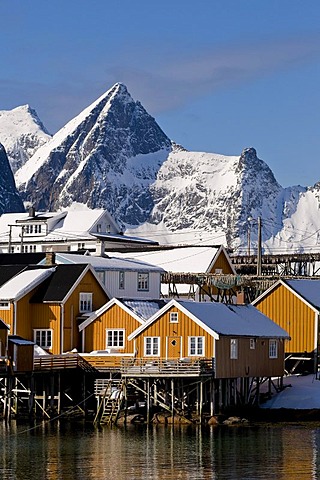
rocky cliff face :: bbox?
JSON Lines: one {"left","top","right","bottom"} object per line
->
{"left": 0, "top": 105, "right": 51, "bottom": 172}
{"left": 12, "top": 82, "right": 312, "bottom": 252}
{"left": 16, "top": 83, "right": 172, "bottom": 221}
{"left": 0, "top": 144, "right": 24, "bottom": 214}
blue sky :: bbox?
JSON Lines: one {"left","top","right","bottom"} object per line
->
{"left": 1, "top": 0, "right": 320, "bottom": 187}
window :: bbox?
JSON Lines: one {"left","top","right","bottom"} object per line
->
{"left": 269, "top": 340, "right": 278, "bottom": 358}
{"left": 106, "top": 329, "right": 125, "bottom": 348}
{"left": 170, "top": 312, "right": 178, "bottom": 323}
{"left": 119, "top": 271, "right": 125, "bottom": 290}
{"left": 138, "top": 272, "right": 149, "bottom": 291}
{"left": 188, "top": 336, "right": 204, "bottom": 356}
{"left": 144, "top": 337, "right": 160, "bottom": 356}
{"left": 0, "top": 301, "right": 10, "bottom": 310}
{"left": 34, "top": 329, "right": 52, "bottom": 349}
{"left": 96, "top": 224, "right": 102, "bottom": 233}
{"left": 250, "top": 338, "right": 256, "bottom": 350}
{"left": 79, "top": 293, "right": 93, "bottom": 312}
{"left": 95, "top": 271, "right": 105, "bottom": 284}
{"left": 230, "top": 339, "right": 238, "bottom": 359}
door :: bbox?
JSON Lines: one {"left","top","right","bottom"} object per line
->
{"left": 166, "top": 336, "right": 182, "bottom": 359}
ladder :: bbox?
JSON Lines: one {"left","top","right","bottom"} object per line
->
{"left": 94, "top": 379, "right": 125, "bottom": 426}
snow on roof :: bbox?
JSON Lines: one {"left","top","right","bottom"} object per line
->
{"left": 45, "top": 208, "right": 106, "bottom": 239}
{"left": 261, "top": 374, "right": 320, "bottom": 410}
{"left": 0, "top": 211, "right": 65, "bottom": 242}
{"left": 56, "top": 252, "right": 165, "bottom": 272}
{"left": 0, "top": 268, "right": 54, "bottom": 301}
{"left": 129, "top": 300, "right": 289, "bottom": 340}
{"left": 121, "top": 299, "right": 167, "bottom": 321}
{"left": 285, "top": 279, "right": 320, "bottom": 309}
{"left": 178, "top": 302, "right": 289, "bottom": 338}
{"left": 115, "top": 246, "right": 220, "bottom": 273}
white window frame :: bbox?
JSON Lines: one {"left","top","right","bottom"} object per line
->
{"left": 188, "top": 336, "right": 205, "bottom": 356}
{"left": 144, "top": 337, "right": 160, "bottom": 356}
{"left": 138, "top": 272, "right": 149, "bottom": 291}
{"left": 119, "top": 271, "right": 125, "bottom": 290}
{"left": 169, "top": 312, "right": 178, "bottom": 323}
{"left": 34, "top": 329, "right": 53, "bottom": 349}
{"left": 106, "top": 329, "right": 125, "bottom": 348}
{"left": 0, "top": 301, "right": 10, "bottom": 310}
{"left": 269, "top": 339, "right": 278, "bottom": 358}
{"left": 79, "top": 292, "right": 93, "bottom": 313}
{"left": 230, "top": 338, "right": 238, "bottom": 359}
{"left": 95, "top": 270, "right": 105, "bottom": 284}
{"left": 250, "top": 338, "right": 256, "bottom": 350}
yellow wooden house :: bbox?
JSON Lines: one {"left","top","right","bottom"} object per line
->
{"left": 127, "top": 299, "right": 289, "bottom": 379}
{"left": 0, "top": 318, "right": 9, "bottom": 360}
{"left": 252, "top": 279, "right": 320, "bottom": 372}
{"left": 0, "top": 264, "right": 109, "bottom": 355}
{"left": 79, "top": 298, "right": 167, "bottom": 367}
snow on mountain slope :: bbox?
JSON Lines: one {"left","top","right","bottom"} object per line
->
{"left": 12, "top": 83, "right": 310, "bottom": 253}
{"left": 128, "top": 147, "right": 304, "bottom": 250}
{"left": 0, "top": 144, "right": 24, "bottom": 214}
{"left": 16, "top": 83, "right": 172, "bottom": 220}
{"left": 265, "top": 187, "right": 320, "bottom": 253}
{"left": 0, "top": 105, "right": 51, "bottom": 172}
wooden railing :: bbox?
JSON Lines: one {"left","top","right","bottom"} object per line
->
{"left": 33, "top": 354, "right": 214, "bottom": 376}
{"left": 33, "top": 354, "right": 97, "bottom": 372}
{"left": 121, "top": 358, "right": 214, "bottom": 376}
{"left": 80, "top": 354, "right": 124, "bottom": 371}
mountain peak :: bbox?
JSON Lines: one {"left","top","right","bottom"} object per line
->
{"left": 0, "top": 104, "right": 51, "bottom": 173}
{"left": 16, "top": 82, "right": 172, "bottom": 217}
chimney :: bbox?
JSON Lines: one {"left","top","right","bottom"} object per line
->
{"left": 95, "top": 239, "right": 106, "bottom": 257}
{"left": 28, "top": 206, "right": 35, "bottom": 217}
{"left": 236, "top": 290, "right": 246, "bottom": 305}
{"left": 45, "top": 251, "right": 56, "bottom": 265}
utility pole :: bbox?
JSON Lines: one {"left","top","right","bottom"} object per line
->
{"left": 8, "top": 226, "right": 12, "bottom": 253}
{"left": 257, "top": 216, "right": 262, "bottom": 276}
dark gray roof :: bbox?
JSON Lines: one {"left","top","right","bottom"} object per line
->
{"left": 30, "top": 264, "right": 89, "bottom": 302}
{"left": 0, "top": 253, "right": 46, "bottom": 265}
{"left": 0, "top": 265, "right": 28, "bottom": 287}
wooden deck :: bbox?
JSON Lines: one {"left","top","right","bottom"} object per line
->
{"left": 32, "top": 354, "right": 214, "bottom": 376}
{"left": 33, "top": 354, "right": 97, "bottom": 372}
{"left": 121, "top": 358, "right": 214, "bottom": 377}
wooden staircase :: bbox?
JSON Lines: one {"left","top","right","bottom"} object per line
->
{"left": 94, "top": 379, "right": 125, "bottom": 426}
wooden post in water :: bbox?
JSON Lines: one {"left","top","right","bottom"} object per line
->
{"left": 146, "top": 378, "right": 150, "bottom": 424}
{"left": 199, "top": 378, "right": 203, "bottom": 423}
{"left": 171, "top": 379, "right": 174, "bottom": 421}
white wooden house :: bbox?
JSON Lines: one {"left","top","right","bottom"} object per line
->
{"left": 0, "top": 206, "right": 157, "bottom": 254}
{"left": 54, "top": 252, "right": 165, "bottom": 299}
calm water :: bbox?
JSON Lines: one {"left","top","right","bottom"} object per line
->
{"left": 1, "top": 420, "right": 320, "bottom": 479}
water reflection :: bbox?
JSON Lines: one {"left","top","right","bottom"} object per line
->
{"left": 0, "top": 421, "right": 320, "bottom": 479}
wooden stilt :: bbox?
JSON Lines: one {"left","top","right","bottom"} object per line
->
{"left": 199, "top": 378, "right": 203, "bottom": 423}
{"left": 171, "top": 379, "right": 174, "bottom": 421}
{"left": 146, "top": 378, "right": 150, "bottom": 424}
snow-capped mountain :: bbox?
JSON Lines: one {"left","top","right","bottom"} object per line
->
{"left": 11, "top": 82, "right": 317, "bottom": 253}
{"left": 0, "top": 105, "right": 51, "bottom": 173}
{"left": 0, "top": 144, "right": 24, "bottom": 214}
{"left": 16, "top": 83, "right": 172, "bottom": 219}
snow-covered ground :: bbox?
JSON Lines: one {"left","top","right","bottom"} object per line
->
{"left": 261, "top": 374, "right": 320, "bottom": 410}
